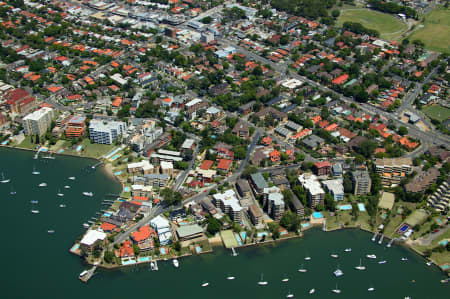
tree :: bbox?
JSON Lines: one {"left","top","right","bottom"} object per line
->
{"left": 241, "top": 165, "right": 258, "bottom": 179}
{"left": 280, "top": 211, "right": 300, "bottom": 232}
{"left": 268, "top": 222, "right": 280, "bottom": 239}
{"left": 358, "top": 140, "right": 377, "bottom": 158}
{"left": 343, "top": 172, "right": 353, "bottom": 193}
{"left": 331, "top": 9, "right": 340, "bottom": 18}
{"left": 206, "top": 216, "right": 221, "bottom": 235}
{"left": 133, "top": 244, "right": 140, "bottom": 256}
{"left": 104, "top": 251, "right": 115, "bottom": 264}
{"left": 173, "top": 241, "right": 181, "bottom": 252}
{"left": 324, "top": 193, "right": 336, "bottom": 211}
{"left": 398, "top": 126, "right": 408, "bottom": 136}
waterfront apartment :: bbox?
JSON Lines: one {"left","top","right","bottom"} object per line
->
{"left": 352, "top": 170, "right": 371, "bottom": 195}
{"left": 212, "top": 189, "right": 243, "bottom": 223}
{"left": 263, "top": 186, "right": 285, "bottom": 220}
{"left": 127, "top": 160, "right": 154, "bottom": 174}
{"left": 375, "top": 157, "right": 412, "bottom": 187}
{"left": 427, "top": 178, "right": 450, "bottom": 212}
{"left": 65, "top": 115, "right": 86, "bottom": 138}
{"left": 80, "top": 230, "right": 107, "bottom": 252}
{"left": 298, "top": 173, "right": 325, "bottom": 208}
{"left": 22, "top": 107, "right": 54, "bottom": 136}
{"left": 89, "top": 119, "right": 127, "bottom": 144}
{"left": 150, "top": 215, "right": 173, "bottom": 245}
{"left": 248, "top": 203, "right": 263, "bottom": 225}
{"left": 322, "top": 179, "right": 344, "bottom": 201}
{"left": 249, "top": 172, "right": 269, "bottom": 195}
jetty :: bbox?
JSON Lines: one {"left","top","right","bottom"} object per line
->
{"left": 79, "top": 265, "right": 97, "bottom": 283}
{"left": 231, "top": 247, "right": 238, "bottom": 256}
{"left": 378, "top": 235, "right": 384, "bottom": 245}
{"left": 91, "top": 161, "right": 103, "bottom": 169}
{"left": 387, "top": 238, "right": 395, "bottom": 248}
{"left": 372, "top": 232, "right": 378, "bottom": 242}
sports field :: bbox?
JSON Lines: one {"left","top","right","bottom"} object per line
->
{"left": 405, "top": 209, "right": 428, "bottom": 227}
{"left": 338, "top": 9, "right": 408, "bottom": 41}
{"left": 422, "top": 105, "right": 450, "bottom": 122}
{"left": 220, "top": 230, "right": 239, "bottom": 248}
{"left": 408, "top": 7, "right": 450, "bottom": 53}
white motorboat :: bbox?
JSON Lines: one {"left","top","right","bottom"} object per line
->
{"left": 201, "top": 282, "right": 209, "bottom": 287}
{"left": 281, "top": 277, "right": 289, "bottom": 282}
{"left": 47, "top": 230, "right": 55, "bottom": 234}
{"left": 31, "top": 210, "right": 40, "bottom": 214}
{"left": 173, "top": 259, "right": 179, "bottom": 268}
{"left": 68, "top": 176, "right": 76, "bottom": 180}
{"left": 57, "top": 189, "right": 64, "bottom": 197}
{"left": 309, "top": 288, "right": 315, "bottom": 294}
{"left": 79, "top": 270, "right": 88, "bottom": 278}
{"left": 331, "top": 254, "right": 339, "bottom": 258}
{"left": 31, "top": 200, "right": 39, "bottom": 204}
{"left": 305, "top": 256, "right": 311, "bottom": 261}
{"left": 38, "top": 183, "right": 47, "bottom": 187}
{"left": 366, "top": 254, "right": 377, "bottom": 259}
{"left": 368, "top": 287, "right": 375, "bottom": 292}
{"left": 378, "top": 260, "right": 387, "bottom": 264}
{"left": 151, "top": 261, "right": 158, "bottom": 271}
{"left": 32, "top": 166, "right": 40, "bottom": 175}
{"left": 82, "top": 192, "right": 93, "bottom": 197}
{"left": 64, "top": 185, "right": 70, "bottom": 189}
{"left": 331, "top": 284, "right": 341, "bottom": 294}
{"left": 344, "top": 248, "right": 352, "bottom": 252}
{"left": 286, "top": 290, "right": 294, "bottom": 298}
{"left": 59, "top": 204, "right": 66, "bottom": 208}
{"left": 298, "top": 264, "right": 307, "bottom": 273}
{"left": 83, "top": 223, "right": 90, "bottom": 228}
{"left": 333, "top": 268, "right": 344, "bottom": 277}
{"left": 401, "top": 257, "right": 408, "bottom": 261}
{"left": 227, "top": 276, "right": 235, "bottom": 280}
{"left": 426, "top": 262, "right": 432, "bottom": 266}
{"left": 258, "top": 273, "right": 268, "bottom": 286}
{"left": 1, "top": 172, "right": 10, "bottom": 183}
{"left": 355, "top": 259, "right": 366, "bottom": 270}
{"left": 10, "top": 186, "right": 16, "bottom": 195}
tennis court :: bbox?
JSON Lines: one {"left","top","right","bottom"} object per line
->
{"left": 405, "top": 209, "right": 428, "bottom": 227}
{"left": 220, "top": 230, "right": 239, "bottom": 248}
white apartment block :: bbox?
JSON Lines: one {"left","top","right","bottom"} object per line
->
{"left": 22, "top": 107, "right": 54, "bottom": 136}
{"left": 89, "top": 119, "right": 127, "bottom": 144}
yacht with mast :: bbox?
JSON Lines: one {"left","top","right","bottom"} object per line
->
{"left": 258, "top": 273, "right": 268, "bottom": 286}
{"left": 1, "top": 172, "right": 10, "bottom": 183}
{"left": 355, "top": 259, "right": 366, "bottom": 270}
{"left": 331, "top": 284, "right": 341, "bottom": 294}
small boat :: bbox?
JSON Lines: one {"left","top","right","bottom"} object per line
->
{"left": 151, "top": 261, "right": 157, "bottom": 271}
{"left": 10, "top": 186, "right": 16, "bottom": 195}
{"left": 334, "top": 268, "right": 344, "bottom": 277}
{"left": 331, "top": 254, "right": 339, "bottom": 258}
{"left": 401, "top": 257, "right": 408, "bottom": 261}
{"left": 59, "top": 204, "right": 66, "bottom": 208}
{"left": 298, "top": 264, "right": 307, "bottom": 273}
{"left": 305, "top": 256, "right": 311, "bottom": 261}
{"left": 355, "top": 259, "right": 366, "bottom": 270}
{"left": 426, "top": 262, "right": 432, "bottom": 266}
{"left": 378, "top": 260, "right": 387, "bottom": 264}
{"left": 201, "top": 282, "right": 209, "bottom": 287}
{"left": 173, "top": 259, "right": 179, "bottom": 268}
{"left": 79, "top": 270, "right": 88, "bottom": 278}
{"left": 344, "top": 248, "right": 352, "bottom": 252}
{"left": 32, "top": 166, "right": 40, "bottom": 175}
{"left": 47, "top": 230, "right": 55, "bottom": 234}
{"left": 64, "top": 185, "right": 71, "bottom": 189}
{"left": 331, "top": 284, "right": 341, "bottom": 294}
{"left": 1, "top": 173, "right": 10, "bottom": 183}
{"left": 286, "top": 290, "right": 294, "bottom": 298}
{"left": 38, "top": 183, "right": 47, "bottom": 187}
{"left": 227, "top": 276, "right": 235, "bottom": 280}
{"left": 31, "top": 200, "right": 39, "bottom": 204}
{"left": 258, "top": 273, "right": 268, "bottom": 286}
{"left": 31, "top": 210, "right": 40, "bottom": 214}
{"left": 404, "top": 297, "right": 411, "bottom": 299}
{"left": 82, "top": 192, "right": 93, "bottom": 197}
{"left": 281, "top": 276, "right": 289, "bottom": 282}
{"left": 83, "top": 223, "right": 90, "bottom": 228}
{"left": 366, "top": 254, "right": 377, "bottom": 259}
{"left": 441, "top": 278, "right": 449, "bottom": 283}
{"left": 57, "top": 189, "right": 64, "bottom": 197}
{"left": 309, "top": 288, "right": 315, "bottom": 294}
{"left": 68, "top": 176, "right": 76, "bottom": 180}
{"left": 368, "top": 287, "right": 375, "bottom": 292}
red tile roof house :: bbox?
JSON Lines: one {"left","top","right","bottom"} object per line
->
{"left": 200, "top": 160, "right": 214, "bottom": 170}
{"left": 332, "top": 74, "right": 349, "bottom": 85}
{"left": 100, "top": 222, "right": 116, "bottom": 233}
{"left": 314, "top": 161, "right": 331, "bottom": 176}
{"left": 117, "top": 240, "right": 134, "bottom": 258}
{"left": 217, "top": 159, "right": 232, "bottom": 171}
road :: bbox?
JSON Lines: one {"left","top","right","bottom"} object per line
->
{"left": 217, "top": 38, "right": 450, "bottom": 148}
{"left": 414, "top": 224, "right": 450, "bottom": 247}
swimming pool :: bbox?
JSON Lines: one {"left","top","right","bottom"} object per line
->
{"left": 195, "top": 246, "right": 202, "bottom": 253}
{"left": 70, "top": 244, "right": 80, "bottom": 253}
{"left": 257, "top": 232, "right": 268, "bottom": 238}
{"left": 1, "top": 140, "right": 8, "bottom": 145}
{"left": 58, "top": 149, "right": 64, "bottom": 153}
{"left": 234, "top": 233, "right": 243, "bottom": 246}
{"left": 124, "top": 187, "right": 130, "bottom": 192}
{"left": 301, "top": 223, "right": 311, "bottom": 228}
{"left": 138, "top": 257, "right": 150, "bottom": 263}
{"left": 76, "top": 145, "right": 82, "bottom": 152}
{"left": 240, "top": 232, "right": 246, "bottom": 242}
{"left": 439, "top": 240, "right": 448, "bottom": 246}
{"left": 110, "top": 154, "right": 121, "bottom": 161}
{"left": 40, "top": 148, "right": 48, "bottom": 152}
{"left": 103, "top": 213, "right": 111, "bottom": 217}
{"left": 105, "top": 147, "right": 121, "bottom": 159}
{"left": 436, "top": 218, "right": 443, "bottom": 224}
{"left": 338, "top": 204, "right": 352, "bottom": 211}
{"left": 442, "top": 264, "right": 450, "bottom": 270}
{"left": 358, "top": 203, "right": 366, "bottom": 212}
{"left": 114, "top": 171, "right": 122, "bottom": 176}
{"left": 313, "top": 212, "right": 323, "bottom": 219}
{"left": 160, "top": 248, "right": 167, "bottom": 255}
{"left": 398, "top": 223, "right": 410, "bottom": 234}
{"left": 280, "top": 230, "right": 288, "bottom": 236}
{"left": 122, "top": 259, "right": 137, "bottom": 265}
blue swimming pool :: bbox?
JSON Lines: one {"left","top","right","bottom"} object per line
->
{"left": 338, "top": 204, "right": 352, "bottom": 211}
{"left": 240, "top": 232, "right": 246, "bottom": 242}
{"left": 257, "top": 232, "right": 268, "bottom": 237}
{"left": 103, "top": 213, "right": 111, "bottom": 217}
{"left": 160, "top": 248, "right": 167, "bottom": 255}
{"left": 313, "top": 212, "right": 323, "bottom": 219}
{"left": 105, "top": 147, "right": 121, "bottom": 159}
{"left": 76, "top": 145, "right": 82, "bottom": 152}
{"left": 1, "top": 140, "right": 8, "bottom": 145}
{"left": 280, "top": 230, "right": 288, "bottom": 236}
{"left": 40, "top": 148, "right": 48, "bottom": 152}
{"left": 114, "top": 171, "right": 122, "bottom": 176}
{"left": 70, "top": 244, "right": 80, "bottom": 253}
{"left": 234, "top": 233, "right": 243, "bottom": 246}
{"left": 122, "top": 259, "right": 137, "bottom": 265}
{"left": 301, "top": 223, "right": 311, "bottom": 228}
{"left": 58, "top": 149, "right": 64, "bottom": 153}
{"left": 399, "top": 224, "right": 410, "bottom": 233}
{"left": 110, "top": 154, "right": 121, "bottom": 161}
{"left": 439, "top": 240, "right": 448, "bottom": 246}
{"left": 195, "top": 246, "right": 202, "bottom": 253}
{"left": 138, "top": 257, "right": 150, "bottom": 262}
{"left": 436, "top": 218, "right": 443, "bottom": 224}
{"left": 124, "top": 187, "right": 130, "bottom": 192}
{"left": 358, "top": 203, "right": 366, "bottom": 212}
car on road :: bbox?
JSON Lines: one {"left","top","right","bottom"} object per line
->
{"left": 432, "top": 229, "right": 439, "bottom": 233}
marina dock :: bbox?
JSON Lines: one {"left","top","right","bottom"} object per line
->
{"left": 79, "top": 265, "right": 97, "bottom": 283}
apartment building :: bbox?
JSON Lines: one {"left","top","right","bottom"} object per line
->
{"left": 298, "top": 173, "right": 325, "bottom": 208}
{"left": 212, "top": 189, "right": 243, "bottom": 223}
{"left": 322, "top": 179, "right": 344, "bottom": 201}
{"left": 65, "top": 115, "right": 86, "bottom": 138}
{"left": 22, "top": 107, "right": 54, "bottom": 136}
{"left": 375, "top": 158, "right": 412, "bottom": 187}
{"left": 352, "top": 170, "right": 372, "bottom": 195}
{"left": 89, "top": 119, "right": 126, "bottom": 144}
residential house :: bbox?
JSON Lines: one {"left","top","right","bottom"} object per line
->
{"left": 314, "top": 161, "right": 331, "bottom": 176}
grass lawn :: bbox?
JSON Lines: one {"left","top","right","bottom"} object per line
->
{"left": 18, "top": 136, "right": 38, "bottom": 150}
{"left": 383, "top": 214, "right": 404, "bottom": 238}
{"left": 64, "top": 139, "right": 116, "bottom": 158}
{"left": 408, "top": 6, "right": 450, "bottom": 53}
{"left": 326, "top": 210, "right": 372, "bottom": 230}
{"left": 338, "top": 8, "right": 408, "bottom": 40}
{"left": 422, "top": 105, "right": 450, "bottom": 122}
